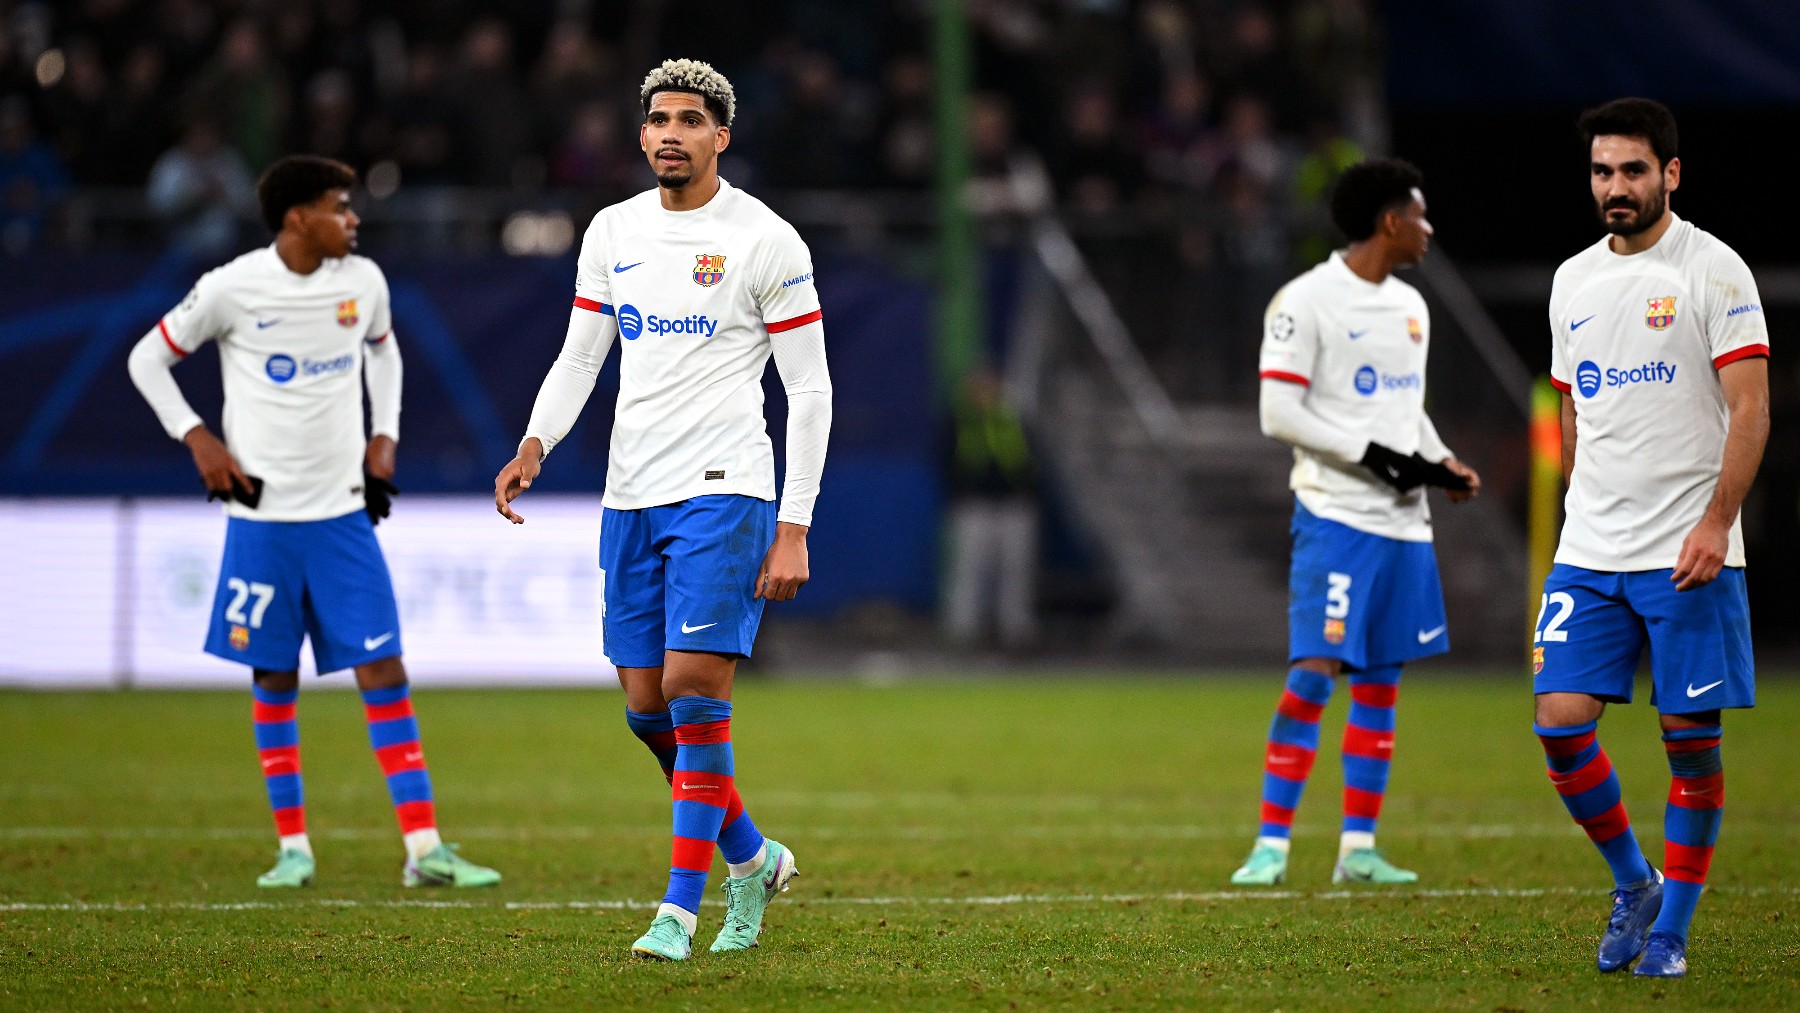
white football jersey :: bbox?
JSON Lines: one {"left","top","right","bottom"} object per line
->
{"left": 1259, "top": 252, "right": 1437, "bottom": 542}
{"left": 1549, "top": 214, "right": 1769, "bottom": 571}
{"left": 573, "top": 178, "right": 822, "bottom": 511}
{"left": 157, "top": 247, "right": 393, "bottom": 521}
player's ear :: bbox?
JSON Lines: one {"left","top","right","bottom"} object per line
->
{"left": 639, "top": 122, "right": 649, "bottom": 152}
{"left": 714, "top": 124, "right": 730, "bottom": 154}
{"left": 1664, "top": 156, "right": 1680, "bottom": 194}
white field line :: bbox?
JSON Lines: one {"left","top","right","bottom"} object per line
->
{"left": 4, "top": 885, "right": 1798, "bottom": 915}
{"left": 0, "top": 822, "right": 1612, "bottom": 842}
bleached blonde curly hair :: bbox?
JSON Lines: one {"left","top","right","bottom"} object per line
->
{"left": 640, "top": 58, "right": 736, "bottom": 127}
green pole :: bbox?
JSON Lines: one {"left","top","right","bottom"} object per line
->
{"left": 1528, "top": 376, "right": 1563, "bottom": 660}
{"left": 933, "top": 0, "right": 983, "bottom": 401}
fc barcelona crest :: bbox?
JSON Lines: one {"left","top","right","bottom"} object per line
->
{"left": 1532, "top": 646, "right": 1545, "bottom": 675}
{"left": 337, "top": 299, "right": 359, "bottom": 327}
{"left": 230, "top": 625, "right": 251, "bottom": 651}
{"left": 1645, "top": 296, "right": 1676, "bottom": 331}
{"left": 693, "top": 254, "right": 726, "bottom": 287}
{"left": 1407, "top": 317, "right": 1422, "bottom": 343}
{"left": 1324, "top": 618, "right": 1346, "bottom": 645}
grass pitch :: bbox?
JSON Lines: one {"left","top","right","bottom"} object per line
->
{"left": 2, "top": 673, "right": 1796, "bottom": 1010}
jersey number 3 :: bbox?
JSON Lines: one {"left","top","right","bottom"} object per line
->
{"left": 225, "top": 578, "right": 276, "bottom": 629}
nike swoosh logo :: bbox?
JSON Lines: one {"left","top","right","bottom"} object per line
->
{"left": 763, "top": 866, "right": 781, "bottom": 890}
{"left": 255, "top": 318, "right": 282, "bottom": 329}
{"left": 680, "top": 621, "right": 718, "bottom": 634}
{"left": 1686, "top": 680, "right": 1724, "bottom": 698}
{"left": 1268, "top": 755, "right": 1298, "bottom": 764}
{"left": 1679, "top": 788, "right": 1719, "bottom": 798}
{"left": 1348, "top": 329, "right": 1369, "bottom": 340}
{"left": 681, "top": 782, "right": 720, "bottom": 791}
{"left": 1417, "top": 625, "right": 1447, "bottom": 644}
{"left": 1570, "top": 315, "right": 1596, "bottom": 331}
{"left": 613, "top": 261, "right": 644, "bottom": 272}
{"left": 363, "top": 632, "right": 396, "bottom": 651}
{"left": 404, "top": 751, "right": 423, "bottom": 764}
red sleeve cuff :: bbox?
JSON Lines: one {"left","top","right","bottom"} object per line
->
{"left": 766, "top": 308, "right": 823, "bottom": 333}
{"left": 572, "top": 296, "right": 610, "bottom": 314}
{"left": 158, "top": 319, "right": 187, "bottom": 358}
{"left": 1713, "top": 344, "right": 1770, "bottom": 369}
{"left": 1549, "top": 376, "right": 1572, "bottom": 393}
{"left": 1259, "top": 370, "right": 1309, "bottom": 387}
{"left": 366, "top": 329, "right": 391, "bottom": 344}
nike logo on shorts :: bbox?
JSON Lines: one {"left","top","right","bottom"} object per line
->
{"left": 1416, "top": 625, "right": 1447, "bottom": 644}
{"left": 681, "top": 621, "right": 718, "bottom": 634}
{"left": 364, "top": 631, "right": 396, "bottom": 651}
{"left": 1686, "top": 679, "right": 1724, "bottom": 698}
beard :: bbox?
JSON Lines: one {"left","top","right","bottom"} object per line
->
{"left": 654, "top": 152, "right": 695, "bottom": 189}
{"left": 1596, "top": 186, "right": 1667, "bottom": 237}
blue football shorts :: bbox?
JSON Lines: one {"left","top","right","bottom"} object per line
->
{"left": 1532, "top": 563, "right": 1754, "bottom": 713}
{"left": 599, "top": 494, "right": 776, "bottom": 669}
{"left": 1287, "top": 500, "right": 1448, "bottom": 670}
{"left": 204, "top": 510, "right": 403, "bottom": 674}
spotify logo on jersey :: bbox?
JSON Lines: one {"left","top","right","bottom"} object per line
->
{"left": 265, "top": 354, "right": 297, "bottom": 383}
{"left": 1576, "top": 360, "right": 1602, "bottom": 398}
{"left": 617, "top": 304, "right": 643, "bottom": 340}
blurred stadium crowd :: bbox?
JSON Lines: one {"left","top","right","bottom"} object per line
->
{"left": 3, "top": 0, "right": 1379, "bottom": 253}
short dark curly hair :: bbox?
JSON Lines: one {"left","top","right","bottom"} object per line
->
{"left": 1578, "top": 97, "right": 1678, "bottom": 168}
{"left": 256, "top": 155, "right": 356, "bottom": 234}
{"left": 1329, "top": 159, "right": 1424, "bottom": 242}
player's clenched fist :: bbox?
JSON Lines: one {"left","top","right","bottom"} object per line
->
{"left": 755, "top": 523, "right": 811, "bottom": 601}
{"left": 494, "top": 439, "right": 544, "bottom": 524}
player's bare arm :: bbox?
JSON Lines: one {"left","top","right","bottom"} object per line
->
{"left": 1672, "top": 356, "right": 1768, "bottom": 591}
{"left": 365, "top": 434, "right": 397, "bottom": 481}
{"left": 494, "top": 437, "right": 544, "bottom": 524}
{"left": 183, "top": 424, "right": 253, "bottom": 499}
{"left": 1559, "top": 393, "right": 1577, "bottom": 482}
{"left": 756, "top": 522, "right": 810, "bottom": 602}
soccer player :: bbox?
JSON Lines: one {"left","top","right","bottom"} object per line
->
{"left": 1533, "top": 98, "right": 1768, "bottom": 979}
{"left": 492, "top": 59, "right": 830, "bottom": 961}
{"left": 1230, "top": 159, "right": 1481, "bottom": 888}
{"left": 126, "top": 155, "right": 500, "bottom": 891}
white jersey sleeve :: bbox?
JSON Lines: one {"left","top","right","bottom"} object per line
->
{"left": 753, "top": 223, "right": 831, "bottom": 526}
{"left": 362, "top": 268, "right": 401, "bottom": 441}
{"left": 127, "top": 269, "right": 233, "bottom": 441}
{"left": 524, "top": 213, "right": 621, "bottom": 458}
{"left": 1258, "top": 281, "right": 1320, "bottom": 387}
{"left": 1699, "top": 246, "right": 1770, "bottom": 366}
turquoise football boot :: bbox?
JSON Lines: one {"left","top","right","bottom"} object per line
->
{"left": 256, "top": 848, "right": 315, "bottom": 888}
{"left": 403, "top": 843, "right": 501, "bottom": 888}
{"left": 1332, "top": 848, "right": 1418, "bottom": 884}
{"left": 1229, "top": 843, "right": 1288, "bottom": 886}
{"left": 709, "top": 840, "right": 799, "bottom": 952}
{"left": 632, "top": 913, "right": 694, "bottom": 961}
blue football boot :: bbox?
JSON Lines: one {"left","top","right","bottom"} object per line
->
{"left": 1597, "top": 869, "right": 1663, "bottom": 972}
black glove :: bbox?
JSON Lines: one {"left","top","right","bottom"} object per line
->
{"left": 1360, "top": 442, "right": 1429, "bottom": 493}
{"left": 1416, "top": 455, "right": 1472, "bottom": 492}
{"left": 363, "top": 470, "right": 399, "bottom": 525}
{"left": 205, "top": 474, "right": 264, "bottom": 508}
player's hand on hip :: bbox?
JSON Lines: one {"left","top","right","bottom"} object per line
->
{"left": 1444, "top": 457, "right": 1481, "bottom": 503}
{"left": 1672, "top": 517, "right": 1729, "bottom": 591}
{"left": 755, "top": 522, "right": 810, "bottom": 602}
{"left": 494, "top": 440, "right": 543, "bottom": 524}
{"left": 183, "top": 425, "right": 252, "bottom": 500}
{"left": 365, "top": 434, "right": 397, "bottom": 481}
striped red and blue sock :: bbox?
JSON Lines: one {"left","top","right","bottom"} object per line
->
{"left": 664, "top": 696, "right": 736, "bottom": 920}
{"left": 1340, "top": 665, "right": 1401, "bottom": 851}
{"left": 627, "top": 707, "right": 767, "bottom": 870}
{"left": 362, "top": 684, "right": 439, "bottom": 856}
{"left": 252, "top": 683, "right": 307, "bottom": 851}
{"left": 1536, "top": 720, "right": 1654, "bottom": 886}
{"left": 1654, "top": 724, "right": 1724, "bottom": 941}
{"left": 1257, "top": 667, "right": 1335, "bottom": 843}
